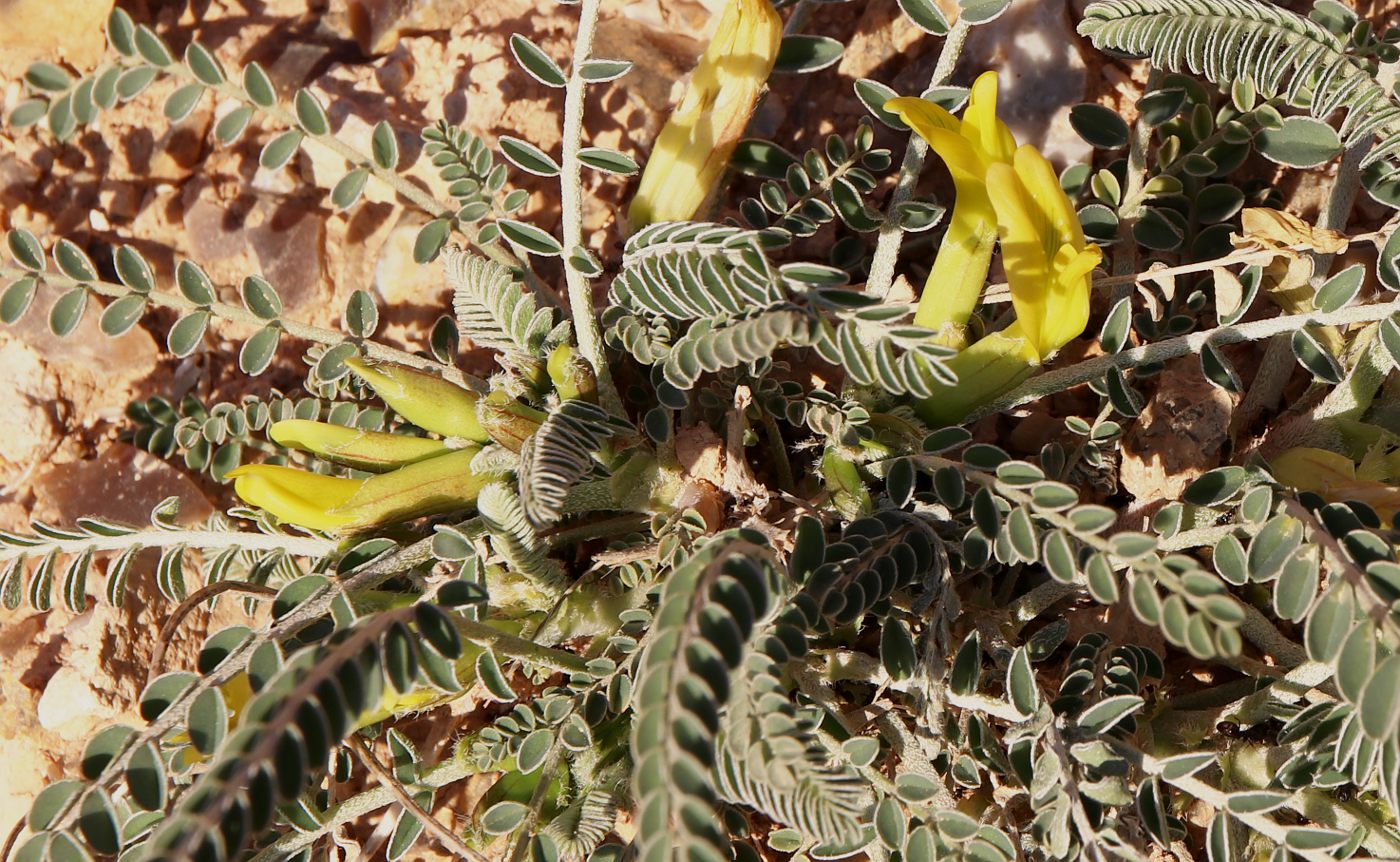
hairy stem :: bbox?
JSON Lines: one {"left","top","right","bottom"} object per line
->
{"left": 863, "top": 17, "right": 972, "bottom": 301}
{"left": 0, "top": 525, "right": 336, "bottom": 564}
{"left": 558, "top": 0, "right": 624, "bottom": 416}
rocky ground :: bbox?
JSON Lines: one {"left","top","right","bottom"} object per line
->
{"left": 1, "top": 0, "right": 1396, "bottom": 853}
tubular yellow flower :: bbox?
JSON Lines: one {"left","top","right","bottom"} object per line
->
{"left": 887, "top": 73, "right": 1104, "bottom": 425}
{"left": 887, "top": 72, "right": 1017, "bottom": 344}
{"left": 227, "top": 464, "right": 363, "bottom": 532}
{"left": 230, "top": 447, "right": 502, "bottom": 533}
{"left": 345, "top": 357, "right": 488, "bottom": 442}
{"left": 269, "top": 419, "right": 450, "bottom": 472}
{"left": 986, "top": 146, "right": 1102, "bottom": 359}
{"left": 627, "top": 0, "right": 781, "bottom": 227}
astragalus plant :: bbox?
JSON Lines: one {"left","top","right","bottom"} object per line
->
{"left": 6, "top": 0, "right": 1400, "bottom": 860}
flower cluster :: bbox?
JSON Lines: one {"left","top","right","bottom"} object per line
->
{"left": 888, "top": 73, "right": 1102, "bottom": 424}
{"left": 229, "top": 359, "right": 503, "bottom": 532}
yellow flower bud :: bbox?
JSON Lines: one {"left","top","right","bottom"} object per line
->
{"left": 627, "top": 0, "right": 782, "bottom": 227}
{"left": 269, "top": 419, "right": 451, "bottom": 472}
{"left": 821, "top": 448, "right": 872, "bottom": 520}
{"left": 345, "top": 358, "right": 488, "bottom": 442}
{"left": 546, "top": 343, "right": 596, "bottom": 402}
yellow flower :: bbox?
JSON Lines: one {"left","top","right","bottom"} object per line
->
{"left": 889, "top": 75, "right": 1101, "bottom": 426}
{"left": 887, "top": 72, "right": 1017, "bottom": 343}
{"left": 986, "top": 146, "right": 1102, "bottom": 359}
{"left": 229, "top": 447, "right": 499, "bottom": 534}
{"left": 627, "top": 0, "right": 782, "bottom": 227}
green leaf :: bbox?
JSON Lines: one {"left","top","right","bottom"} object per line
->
{"left": 213, "top": 104, "right": 253, "bottom": 145}
{"left": 1076, "top": 695, "right": 1144, "bottom": 734}
{"left": 1099, "top": 296, "right": 1131, "bottom": 353}
{"left": 241, "top": 275, "right": 283, "bottom": 319}
{"left": 498, "top": 219, "right": 563, "bottom": 256}
{"left": 897, "top": 0, "right": 950, "bottom": 34}
{"left": 874, "top": 797, "right": 906, "bottom": 850}
{"left": 26, "top": 61, "right": 73, "bottom": 92}
{"left": 509, "top": 34, "right": 566, "bottom": 87}
{"left": 1314, "top": 263, "right": 1364, "bottom": 312}
{"left": 1183, "top": 466, "right": 1247, "bottom": 506}
{"left": 107, "top": 9, "right": 136, "bottom": 56}
{"left": 1200, "top": 340, "right": 1243, "bottom": 393}
{"left": 1, "top": 277, "right": 37, "bottom": 324}
{"left": 294, "top": 88, "right": 330, "bottom": 135}
{"left": 29, "top": 780, "right": 83, "bottom": 830}
{"left": 114, "top": 246, "right": 155, "bottom": 293}
{"left": 517, "top": 728, "right": 553, "bottom": 773}
{"left": 1359, "top": 654, "right": 1400, "bottom": 739}
{"left": 163, "top": 82, "right": 204, "bottom": 122}
{"left": 260, "top": 129, "right": 304, "bottom": 170}
{"left": 893, "top": 773, "right": 940, "bottom": 804}
{"left": 1070, "top": 103, "right": 1130, "bottom": 148}
{"left": 99, "top": 294, "right": 147, "bottom": 336}
{"left": 243, "top": 61, "right": 277, "bottom": 107}
{"left": 774, "top": 35, "right": 844, "bottom": 74}
{"left": 239, "top": 324, "right": 281, "bottom": 375}
{"left": 331, "top": 168, "right": 370, "bottom": 210}
{"left": 578, "top": 147, "right": 639, "bottom": 175}
{"left": 134, "top": 25, "right": 174, "bottom": 66}
{"left": 1304, "top": 586, "right": 1353, "bottom": 662}
{"left": 880, "top": 618, "right": 917, "bottom": 682}
{"left": 481, "top": 801, "right": 528, "bottom": 835}
{"left": 8, "top": 229, "right": 45, "bottom": 270}
{"left": 140, "top": 671, "right": 196, "bottom": 721}
{"left": 187, "top": 686, "right": 228, "bottom": 755}
{"left": 54, "top": 238, "right": 96, "bottom": 281}
{"left": 48, "top": 287, "right": 88, "bottom": 336}
{"left": 78, "top": 790, "right": 122, "bottom": 855}
{"left": 1378, "top": 223, "right": 1400, "bottom": 290}
{"left": 476, "top": 650, "right": 516, "bottom": 701}
{"left": 1290, "top": 328, "right": 1343, "bottom": 383}
{"left": 950, "top": 630, "right": 982, "bottom": 695}
{"left": 1255, "top": 116, "right": 1341, "bottom": 167}
{"left": 499, "top": 135, "right": 560, "bottom": 176}
{"left": 1224, "top": 790, "right": 1291, "bottom": 814}
{"left": 184, "top": 41, "right": 225, "bottom": 85}
{"left": 343, "top": 289, "right": 378, "bottom": 337}
{"left": 413, "top": 218, "right": 451, "bottom": 264}
{"left": 10, "top": 99, "right": 49, "bottom": 128}
{"left": 372, "top": 120, "right": 399, "bottom": 170}
{"left": 167, "top": 311, "right": 210, "bottom": 357}
{"left": 854, "top": 78, "right": 905, "bottom": 129}
{"left": 579, "top": 59, "right": 633, "bottom": 82}
{"left": 959, "top": 0, "right": 1012, "bottom": 23}
{"left": 1007, "top": 646, "right": 1038, "bottom": 717}
{"left": 116, "top": 67, "right": 158, "bottom": 101}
